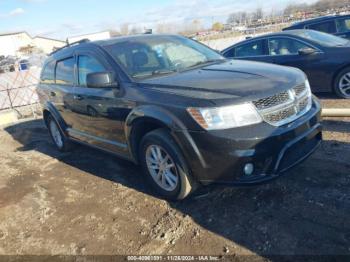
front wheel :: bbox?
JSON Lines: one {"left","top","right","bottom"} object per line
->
{"left": 139, "top": 129, "right": 197, "bottom": 200}
{"left": 334, "top": 68, "right": 350, "bottom": 99}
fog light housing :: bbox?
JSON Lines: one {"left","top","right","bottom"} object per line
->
{"left": 244, "top": 163, "right": 254, "bottom": 176}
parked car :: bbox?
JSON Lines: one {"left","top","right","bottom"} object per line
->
{"left": 0, "top": 56, "right": 16, "bottom": 73}
{"left": 222, "top": 29, "right": 350, "bottom": 98}
{"left": 283, "top": 15, "right": 350, "bottom": 39}
{"left": 38, "top": 35, "right": 322, "bottom": 200}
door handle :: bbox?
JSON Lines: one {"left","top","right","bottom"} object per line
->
{"left": 73, "top": 95, "right": 83, "bottom": 100}
{"left": 50, "top": 91, "right": 56, "bottom": 97}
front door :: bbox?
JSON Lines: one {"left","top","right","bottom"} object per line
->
{"left": 68, "top": 51, "right": 129, "bottom": 155}
{"left": 267, "top": 37, "right": 325, "bottom": 90}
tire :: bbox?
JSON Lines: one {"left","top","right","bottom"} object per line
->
{"left": 334, "top": 67, "right": 350, "bottom": 99}
{"left": 47, "top": 115, "right": 72, "bottom": 152}
{"left": 139, "top": 129, "right": 197, "bottom": 200}
{"left": 87, "top": 106, "right": 98, "bottom": 117}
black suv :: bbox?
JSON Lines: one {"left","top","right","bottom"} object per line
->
{"left": 38, "top": 35, "right": 322, "bottom": 200}
{"left": 283, "top": 15, "right": 350, "bottom": 39}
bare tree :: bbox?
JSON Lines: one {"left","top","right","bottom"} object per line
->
{"left": 252, "top": 7, "right": 263, "bottom": 21}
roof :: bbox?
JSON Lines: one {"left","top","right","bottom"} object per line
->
{"left": 0, "top": 31, "right": 64, "bottom": 43}
{"left": 33, "top": 35, "right": 65, "bottom": 43}
{"left": 67, "top": 30, "right": 111, "bottom": 40}
{"left": 0, "top": 31, "right": 31, "bottom": 37}
{"left": 285, "top": 14, "right": 350, "bottom": 29}
{"left": 48, "top": 34, "right": 185, "bottom": 58}
{"left": 94, "top": 34, "right": 182, "bottom": 46}
{"left": 222, "top": 29, "right": 318, "bottom": 51}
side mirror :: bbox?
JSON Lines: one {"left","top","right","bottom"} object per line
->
{"left": 86, "top": 72, "right": 119, "bottom": 88}
{"left": 298, "top": 48, "right": 317, "bottom": 56}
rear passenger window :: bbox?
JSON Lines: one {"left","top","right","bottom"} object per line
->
{"left": 235, "top": 40, "right": 265, "bottom": 57}
{"left": 307, "top": 21, "right": 337, "bottom": 34}
{"left": 55, "top": 57, "right": 75, "bottom": 85}
{"left": 41, "top": 61, "right": 55, "bottom": 84}
{"left": 336, "top": 18, "right": 350, "bottom": 33}
{"left": 78, "top": 55, "right": 106, "bottom": 86}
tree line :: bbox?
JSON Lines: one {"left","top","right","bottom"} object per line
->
{"left": 227, "top": 0, "right": 350, "bottom": 25}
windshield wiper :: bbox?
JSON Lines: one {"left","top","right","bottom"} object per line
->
{"left": 151, "top": 69, "right": 178, "bottom": 76}
{"left": 187, "top": 59, "right": 225, "bottom": 69}
{"left": 132, "top": 69, "right": 177, "bottom": 79}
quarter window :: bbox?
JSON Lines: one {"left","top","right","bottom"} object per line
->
{"left": 268, "top": 38, "right": 309, "bottom": 56}
{"left": 307, "top": 21, "right": 337, "bottom": 34}
{"left": 223, "top": 47, "right": 236, "bottom": 58}
{"left": 336, "top": 18, "right": 350, "bottom": 33}
{"left": 55, "top": 57, "right": 75, "bottom": 85}
{"left": 78, "top": 55, "right": 106, "bottom": 86}
{"left": 235, "top": 40, "right": 265, "bottom": 57}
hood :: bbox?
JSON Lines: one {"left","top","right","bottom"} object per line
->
{"left": 139, "top": 60, "right": 306, "bottom": 105}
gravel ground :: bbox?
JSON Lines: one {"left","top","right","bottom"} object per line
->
{"left": 0, "top": 97, "right": 349, "bottom": 260}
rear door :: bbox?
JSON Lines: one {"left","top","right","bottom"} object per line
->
{"left": 51, "top": 57, "right": 76, "bottom": 128}
{"left": 267, "top": 37, "right": 325, "bottom": 90}
{"left": 223, "top": 39, "right": 273, "bottom": 63}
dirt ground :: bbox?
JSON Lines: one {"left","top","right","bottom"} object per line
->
{"left": 0, "top": 95, "right": 349, "bottom": 260}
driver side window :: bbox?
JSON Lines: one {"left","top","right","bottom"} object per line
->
{"left": 268, "top": 38, "right": 309, "bottom": 56}
{"left": 78, "top": 55, "right": 106, "bottom": 87}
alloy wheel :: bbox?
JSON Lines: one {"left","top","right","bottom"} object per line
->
{"left": 49, "top": 120, "right": 63, "bottom": 148}
{"left": 338, "top": 72, "right": 350, "bottom": 98}
{"left": 145, "top": 145, "right": 179, "bottom": 191}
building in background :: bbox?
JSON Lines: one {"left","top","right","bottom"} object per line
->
{"left": 32, "top": 36, "right": 66, "bottom": 54}
{"left": 0, "top": 31, "right": 65, "bottom": 57}
{"left": 67, "top": 31, "right": 111, "bottom": 44}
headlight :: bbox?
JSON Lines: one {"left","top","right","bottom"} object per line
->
{"left": 187, "top": 103, "right": 262, "bottom": 130}
{"left": 305, "top": 79, "right": 311, "bottom": 95}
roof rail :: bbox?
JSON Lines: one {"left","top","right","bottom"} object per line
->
{"left": 50, "top": 38, "right": 90, "bottom": 55}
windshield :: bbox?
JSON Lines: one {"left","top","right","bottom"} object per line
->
{"left": 291, "top": 30, "right": 349, "bottom": 47}
{"left": 103, "top": 35, "right": 225, "bottom": 79}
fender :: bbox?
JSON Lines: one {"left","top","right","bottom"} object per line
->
{"left": 42, "top": 101, "right": 69, "bottom": 136}
{"left": 125, "top": 105, "right": 187, "bottom": 133}
{"left": 124, "top": 105, "right": 207, "bottom": 173}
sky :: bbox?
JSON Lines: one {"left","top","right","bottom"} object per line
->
{"left": 0, "top": 0, "right": 318, "bottom": 40}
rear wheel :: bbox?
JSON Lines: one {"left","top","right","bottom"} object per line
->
{"left": 139, "top": 129, "right": 197, "bottom": 200}
{"left": 334, "top": 68, "right": 350, "bottom": 99}
{"left": 47, "top": 115, "right": 72, "bottom": 152}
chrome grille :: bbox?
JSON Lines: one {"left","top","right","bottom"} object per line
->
{"left": 253, "top": 83, "right": 312, "bottom": 126}
{"left": 253, "top": 91, "right": 290, "bottom": 110}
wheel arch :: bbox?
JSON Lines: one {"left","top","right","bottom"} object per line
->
{"left": 124, "top": 105, "right": 207, "bottom": 181}
{"left": 42, "top": 102, "right": 69, "bottom": 136}
{"left": 125, "top": 105, "right": 185, "bottom": 163}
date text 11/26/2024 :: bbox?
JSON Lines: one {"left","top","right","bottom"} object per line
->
{"left": 127, "top": 255, "right": 221, "bottom": 261}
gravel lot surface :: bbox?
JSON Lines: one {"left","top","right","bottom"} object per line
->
{"left": 0, "top": 96, "right": 349, "bottom": 260}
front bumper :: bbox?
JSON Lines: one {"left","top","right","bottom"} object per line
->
{"left": 175, "top": 97, "right": 322, "bottom": 185}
